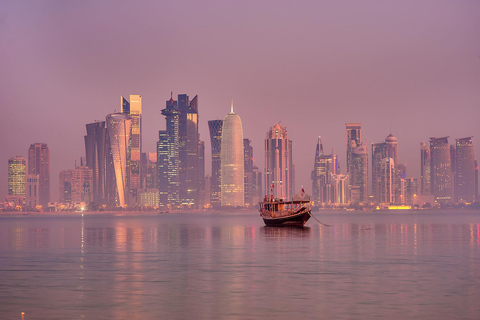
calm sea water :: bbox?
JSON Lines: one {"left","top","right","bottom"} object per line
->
{"left": 1, "top": 210, "right": 479, "bottom": 320}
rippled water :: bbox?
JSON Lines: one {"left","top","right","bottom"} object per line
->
{"left": 1, "top": 211, "right": 479, "bottom": 320}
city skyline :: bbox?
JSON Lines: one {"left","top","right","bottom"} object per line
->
{"left": 1, "top": 1, "right": 479, "bottom": 201}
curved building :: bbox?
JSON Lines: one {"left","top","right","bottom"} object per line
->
{"left": 107, "top": 113, "right": 132, "bottom": 207}
{"left": 221, "top": 102, "right": 244, "bottom": 207}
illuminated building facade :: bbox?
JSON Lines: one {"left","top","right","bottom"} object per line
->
{"left": 221, "top": 103, "right": 244, "bottom": 207}
{"left": 311, "top": 137, "right": 338, "bottom": 205}
{"left": 404, "top": 178, "right": 418, "bottom": 205}
{"left": 60, "top": 166, "right": 93, "bottom": 204}
{"left": 420, "top": 142, "right": 431, "bottom": 195}
{"left": 350, "top": 144, "right": 368, "bottom": 202}
{"left": 106, "top": 113, "right": 132, "bottom": 207}
{"left": 265, "top": 123, "right": 293, "bottom": 200}
{"left": 454, "top": 137, "right": 475, "bottom": 203}
{"left": 372, "top": 134, "right": 399, "bottom": 203}
{"left": 372, "top": 141, "right": 387, "bottom": 203}
{"left": 139, "top": 188, "right": 160, "bottom": 207}
{"left": 28, "top": 143, "right": 50, "bottom": 206}
{"left": 121, "top": 95, "right": 142, "bottom": 205}
{"left": 8, "top": 156, "right": 26, "bottom": 197}
{"left": 394, "top": 163, "right": 406, "bottom": 204}
{"left": 197, "top": 140, "right": 205, "bottom": 209}
{"left": 429, "top": 137, "right": 452, "bottom": 204}
{"left": 243, "top": 138, "right": 254, "bottom": 207}
{"left": 177, "top": 94, "right": 201, "bottom": 207}
{"left": 208, "top": 119, "right": 223, "bottom": 206}
{"left": 157, "top": 94, "right": 180, "bottom": 207}
{"left": 142, "top": 152, "right": 157, "bottom": 189}
{"left": 346, "top": 123, "right": 361, "bottom": 174}
{"left": 380, "top": 157, "right": 395, "bottom": 204}
{"left": 331, "top": 173, "right": 349, "bottom": 204}
{"left": 59, "top": 169, "right": 73, "bottom": 203}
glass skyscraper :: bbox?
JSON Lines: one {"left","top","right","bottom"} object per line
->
{"left": 157, "top": 94, "right": 180, "bottom": 207}
{"left": 454, "top": 137, "right": 475, "bottom": 203}
{"left": 208, "top": 119, "right": 223, "bottom": 206}
{"left": 311, "top": 137, "right": 338, "bottom": 205}
{"left": 121, "top": 95, "right": 142, "bottom": 205}
{"left": 265, "top": 123, "right": 293, "bottom": 200}
{"left": 106, "top": 113, "right": 132, "bottom": 207}
{"left": 420, "top": 142, "right": 431, "bottom": 195}
{"left": 28, "top": 143, "right": 50, "bottom": 206}
{"left": 429, "top": 137, "right": 452, "bottom": 204}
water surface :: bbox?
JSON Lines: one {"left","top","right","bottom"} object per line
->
{"left": 1, "top": 211, "right": 479, "bottom": 319}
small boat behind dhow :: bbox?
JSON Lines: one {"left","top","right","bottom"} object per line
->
{"left": 259, "top": 194, "right": 312, "bottom": 227}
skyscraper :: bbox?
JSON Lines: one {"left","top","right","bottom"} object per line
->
{"left": 454, "top": 137, "right": 475, "bottom": 203}
{"left": 197, "top": 140, "right": 205, "bottom": 209}
{"left": 475, "top": 160, "right": 479, "bottom": 201}
{"left": 430, "top": 137, "right": 452, "bottom": 204}
{"left": 331, "top": 173, "right": 349, "bottom": 205}
{"left": 311, "top": 137, "right": 338, "bottom": 205}
{"left": 380, "top": 157, "right": 395, "bottom": 204}
{"left": 177, "top": 94, "right": 200, "bottom": 207}
{"left": 350, "top": 144, "right": 368, "bottom": 202}
{"left": 59, "top": 169, "right": 73, "bottom": 203}
{"left": 28, "top": 143, "right": 50, "bottom": 206}
{"left": 394, "top": 163, "right": 406, "bottom": 204}
{"left": 385, "top": 134, "right": 398, "bottom": 165}
{"left": 221, "top": 102, "right": 244, "bottom": 207}
{"left": 85, "top": 121, "right": 112, "bottom": 206}
{"left": 157, "top": 94, "right": 180, "bottom": 207}
{"left": 121, "top": 95, "right": 142, "bottom": 205}
{"left": 208, "top": 119, "right": 223, "bottom": 206}
{"left": 371, "top": 142, "right": 387, "bottom": 203}
{"left": 420, "top": 142, "right": 431, "bottom": 195}
{"left": 106, "top": 113, "right": 132, "bottom": 207}
{"left": 404, "top": 178, "right": 418, "bottom": 206}
{"left": 372, "top": 134, "right": 399, "bottom": 203}
{"left": 243, "top": 138, "right": 254, "bottom": 207}
{"left": 142, "top": 152, "right": 157, "bottom": 189}
{"left": 8, "top": 156, "right": 26, "bottom": 196}
{"left": 346, "top": 123, "right": 361, "bottom": 174}
{"left": 265, "top": 123, "right": 293, "bottom": 200}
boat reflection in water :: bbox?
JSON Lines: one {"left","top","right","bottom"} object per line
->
{"left": 260, "top": 226, "right": 311, "bottom": 237}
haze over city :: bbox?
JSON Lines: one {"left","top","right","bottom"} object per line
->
{"left": 1, "top": 0, "right": 479, "bottom": 201}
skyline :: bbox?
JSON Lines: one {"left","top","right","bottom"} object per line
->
{"left": 1, "top": 1, "right": 479, "bottom": 201}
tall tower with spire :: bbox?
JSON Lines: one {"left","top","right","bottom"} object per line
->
{"left": 221, "top": 101, "right": 244, "bottom": 207}
{"left": 157, "top": 93, "right": 180, "bottom": 207}
{"left": 311, "top": 137, "right": 338, "bottom": 205}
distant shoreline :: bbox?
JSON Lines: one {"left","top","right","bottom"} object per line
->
{"left": 2, "top": 208, "right": 480, "bottom": 217}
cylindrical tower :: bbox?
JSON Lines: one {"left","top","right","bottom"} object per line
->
{"left": 221, "top": 102, "right": 244, "bottom": 207}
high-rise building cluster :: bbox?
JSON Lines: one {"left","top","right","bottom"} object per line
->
{"left": 3, "top": 96, "right": 478, "bottom": 211}
{"left": 309, "top": 124, "right": 478, "bottom": 208}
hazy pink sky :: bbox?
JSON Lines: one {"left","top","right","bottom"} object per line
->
{"left": 1, "top": 1, "right": 479, "bottom": 201}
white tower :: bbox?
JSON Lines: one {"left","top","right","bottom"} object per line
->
{"left": 221, "top": 101, "right": 245, "bottom": 207}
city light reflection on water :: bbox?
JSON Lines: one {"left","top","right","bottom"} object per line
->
{"left": 0, "top": 211, "right": 479, "bottom": 319}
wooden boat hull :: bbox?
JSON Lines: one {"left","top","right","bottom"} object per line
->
{"left": 262, "top": 210, "right": 311, "bottom": 227}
